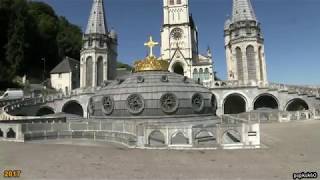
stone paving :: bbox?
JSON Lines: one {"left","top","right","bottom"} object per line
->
{"left": 1, "top": 120, "right": 320, "bottom": 180}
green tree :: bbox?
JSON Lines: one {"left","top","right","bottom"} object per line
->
{"left": 57, "top": 17, "right": 82, "bottom": 60}
{"left": 0, "top": 0, "right": 83, "bottom": 84}
{"left": 4, "top": 0, "right": 28, "bottom": 80}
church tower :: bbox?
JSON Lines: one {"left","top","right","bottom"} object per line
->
{"left": 224, "top": 0, "right": 267, "bottom": 85}
{"left": 161, "top": 0, "right": 214, "bottom": 85}
{"left": 80, "top": 0, "right": 118, "bottom": 88}
{"left": 161, "top": 0, "right": 200, "bottom": 78}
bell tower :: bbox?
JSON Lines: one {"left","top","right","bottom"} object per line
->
{"left": 80, "top": 0, "right": 118, "bottom": 88}
{"left": 161, "top": 0, "right": 199, "bottom": 77}
{"left": 224, "top": 0, "right": 267, "bottom": 85}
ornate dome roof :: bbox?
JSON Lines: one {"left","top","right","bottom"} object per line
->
{"left": 89, "top": 71, "right": 215, "bottom": 118}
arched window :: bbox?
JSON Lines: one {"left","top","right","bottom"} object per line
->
{"left": 258, "top": 47, "right": 264, "bottom": 81}
{"left": 193, "top": 69, "right": 199, "bottom": 81}
{"left": 7, "top": 128, "right": 16, "bottom": 138}
{"left": 204, "top": 68, "right": 210, "bottom": 80}
{"left": 246, "top": 45, "right": 256, "bottom": 81}
{"left": 177, "top": 0, "right": 181, "bottom": 4}
{"left": 88, "top": 38, "right": 93, "bottom": 47}
{"left": 199, "top": 68, "right": 204, "bottom": 83}
{"left": 235, "top": 47, "right": 244, "bottom": 81}
{"left": 169, "top": 0, "right": 174, "bottom": 5}
{"left": 97, "top": 57, "right": 104, "bottom": 86}
{"left": 149, "top": 130, "right": 165, "bottom": 146}
{"left": 86, "top": 57, "right": 93, "bottom": 87}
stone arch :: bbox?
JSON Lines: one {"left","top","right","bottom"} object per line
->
{"left": 0, "top": 128, "right": 3, "bottom": 137}
{"left": 171, "top": 131, "right": 189, "bottom": 145}
{"left": 172, "top": 62, "right": 184, "bottom": 76}
{"left": 62, "top": 100, "right": 84, "bottom": 117}
{"left": 36, "top": 106, "right": 55, "bottom": 116}
{"left": 253, "top": 94, "right": 279, "bottom": 110}
{"left": 193, "top": 68, "right": 199, "bottom": 81}
{"left": 285, "top": 98, "right": 309, "bottom": 112}
{"left": 223, "top": 93, "right": 247, "bottom": 114}
{"left": 86, "top": 56, "right": 93, "bottom": 87}
{"left": 96, "top": 56, "right": 104, "bottom": 86}
{"left": 258, "top": 46, "right": 264, "bottom": 81}
{"left": 204, "top": 68, "right": 210, "bottom": 80}
{"left": 235, "top": 47, "right": 244, "bottom": 81}
{"left": 222, "top": 129, "right": 241, "bottom": 144}
{"left": 195, "top": 130, "right": 216, "bottom": 145}
{"left": 148, "top": 130, "right": 165, "bottom": 146}
{"left": 7, "top": 128, "right": 16, "bottom": 138}
{"left": 199, "top": 68, "right": 204, "bottom": 82}
{"left": 246, "top": 45, "right": 257, "bottom": 80}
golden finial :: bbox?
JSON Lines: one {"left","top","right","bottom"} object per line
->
{"left": 144, "top": 36, "right": 159, "bottom": 57}
{"left": 133, "top": 36, "right": 169, "bottom": 73}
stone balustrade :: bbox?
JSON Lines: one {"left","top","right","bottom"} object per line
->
{"left": 225, "top": 108, "right": 320, "bottom": 123}
{"left": 0, "top": 98, "right": 26, "bottom": 108}
{"left": 208, "top": 80, "right": 320, "bottom": 98}
{"left": 268, "top": 83, "right": 320, "bottom": 97}
{"left": 0, "top": 97, "right": 45, "bottom": 121}
{"left": 209, "top": 80, "right": 269, "bottom": 89}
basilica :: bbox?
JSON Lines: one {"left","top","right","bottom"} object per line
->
{"left": 50, "top": 0, "right": 267, "bottom": 92}
{"left": 1, "top": 0, "right": 320, "bottom": 149}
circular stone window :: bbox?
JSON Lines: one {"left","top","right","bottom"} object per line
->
{"left": 160, "top": 93, "right": 179, "bottom": 114}
{"left": 126, "top": 94, "right": 145, "bottom": 115}
{"left": 192, "top": 93, "right": 204, "bottom": 112}
{"left": 102, "top": 96, "right": 114, "bottom": 115}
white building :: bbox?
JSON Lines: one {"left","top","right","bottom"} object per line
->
{"left": 80, "top": 0, "right": 118, "bottom": 88}
{"left": 160, "top": 0, "right": 214, "bottom": 84}
{"left": 50, "top": 57, "right": 80, "bottom": 95}
{"left": 224, "top": 0, "right": 268, "bottom": 85}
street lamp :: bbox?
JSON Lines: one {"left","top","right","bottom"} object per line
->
{"left": 41, "top": 57, "right": 46, "bottom": 83}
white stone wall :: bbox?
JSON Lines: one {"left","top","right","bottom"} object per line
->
{"left": 225, "top": 30, "right": 268, "bottom": 84}
{"left": 50, "top": 72, "right": 72, "bottom": 94}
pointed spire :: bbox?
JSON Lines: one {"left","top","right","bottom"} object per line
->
{"left": 85, "top": 0, "right": 108, "bottom": 35}
{"left": 231, "top": 0, "right": 256, "bottom": 23}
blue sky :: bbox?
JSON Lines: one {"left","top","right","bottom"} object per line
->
{"left": 37, "top": 0, "right": 320, "bottom": 85}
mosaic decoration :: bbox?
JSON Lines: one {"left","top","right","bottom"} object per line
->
{"left": 126, "top": 94, "right": 145, "bottom": 115}
{"left": 102, "top": 96, "right": 114, "bottom": 115}
{"left": 192, "top": 93, "right": 204, "bottom": 112}
{"left": 160, "top": 93, "right": 178, "bottom": 114}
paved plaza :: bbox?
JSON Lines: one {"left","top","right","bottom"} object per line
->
{"left": 1, "top": 120, "right": 320, "bottom": 180}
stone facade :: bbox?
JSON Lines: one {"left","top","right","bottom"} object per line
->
{"left": 80, "top": 0, "right": 118, "bottom": 88}
{"left": 161, "top": 0, "right": 214, "bottom": 84}
{"left": 224, "top": 0, "right": 267, "bottom": 85}
{"left": 50, "top": 57, "right": 80, "bottom": 95}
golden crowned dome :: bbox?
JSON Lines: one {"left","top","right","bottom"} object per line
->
{"left": 133, "top": 36, "right": 169, "bottom": 73}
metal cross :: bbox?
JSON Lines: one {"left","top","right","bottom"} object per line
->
{"left": 144, "top": 36, "right": 159, "bottom": 57}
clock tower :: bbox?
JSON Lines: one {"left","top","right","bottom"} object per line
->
{"left": 161, "top": 0, "right": 199, "bottom": 78}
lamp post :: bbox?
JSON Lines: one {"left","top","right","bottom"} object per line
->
{"left": 41, "top": 57, "right": 46, "bottom": 83}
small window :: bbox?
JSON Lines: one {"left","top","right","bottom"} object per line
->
{"left": 59, "top": 73, "right": 62, "bottom": 78}
{"left": 88, "top": 38, "right": 93, "bottom": 47}
{"left": 235, "top": 30, "right": 240, "bottom": 37}
{"left": 99, "top": 39, "right": 104, "bottom": 47}
{"left": 169, "top": 0, "right": 174, "bottom": 5}
{"left": 177, "top": 0, "right": 181, "bottom": 4}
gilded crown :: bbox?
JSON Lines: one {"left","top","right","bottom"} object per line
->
{"left": 134, "top": 55, "right": 169, "bottom": 72}
{"left": 133, "top": 36, "right": 169, "bottom": 73}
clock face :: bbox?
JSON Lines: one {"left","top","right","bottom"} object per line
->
{"left": 171, "top": 28, "right": 183, "bottom": 40}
